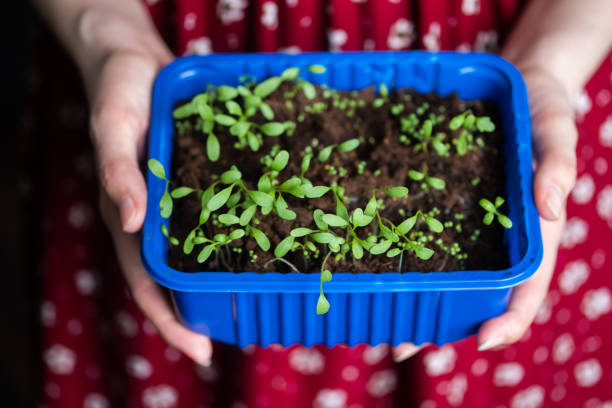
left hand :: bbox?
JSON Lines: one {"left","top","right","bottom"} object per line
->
{"left": 475, "top": 62, "right": 576, "bottom": 351}
{"left": 393, "top": 61, "right": 577, "bottom": 362}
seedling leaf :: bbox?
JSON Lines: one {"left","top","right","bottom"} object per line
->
{"left": 479, "top": 199, "right": 496, "bottom": 213}
{"left": 424, "top": 216, "right": 444, "bottom": 233}
{"left": 216, "top": 85, "right": 238, "bottom": 101}
{"left": 449, "top": 114, "right": 465, "bottom": 130}
{"left": 316, "top": 294, "right": 330, "bottom": 315}
{"left": 261, "top": 122, "right": 285, "bottom": 137}
{"left": 250, "top": 227, "right": 270, "bottom": 251}
{"left": 370, "top": 239, "right": 392, "bottom": 255}
{"left": 249, "top": 191, "right": 274, "bottom": 208}
{"left": 207, "top": 185, "right": 233, "bottom": 211}
{"left": 271, "top": 150, "right": 290, "bottom": 171}
{"left": 318, "top": 145, "right": 334, "bottom": 162}
{"left": 308, "top": 65, "right": 326, "bottom": 74}
{"left": 304, "top": 185, "right": 330, "bottom": 198}
{"left": 274, "top": 236, "right": 295, "bottom": 257}
{"left": 313, "top": 209, "right": 328, "bottom": 231}
{"left": 427, "top": 177, "right": 446, "bottom": 190}
{"left": 338, "top": 138, "right": 360, "bottom": 152}
{"left": 239, "top": 205, "right": 256, "bottom": 226}
{"left": 214, "top": 114, "right": 236, "bottom": 126}
{"left": 254, "top": 77, "right": 282, "bottom": 98}
{"left": 476, "top": 116, "right": 495, "bottom": 132}
{"left": 221, "top": 169, "right": 242, "bottom": 184}
{"left": 197, "top": 245, "right": 215, "bottom": 263}
{"left": 228, "top": 229, "right": 245, "bottom": 240}
{"left": 311, "top": 232, "right": 334, "bottom": 244}
{"left": 148, "top": 159, "right": 166, "bottom": 180}
{"left": 497, "top": 214, "right": 513, "bottom": 229}
{"left": 160, "top": 189, "right": 173, "bottom": 218}
{"left": 171, "top": 186, "right": 194, "bottom": 198}
{"left": 260, "top": 103, "right": 274, "bottom": 120}
{"left": 387, "top": 248, "right": 402, "bottom": 257}
{"left": 219, "top": 214, "right": 240, "bottom": 225}
{"left": 225, "top": 100, "right": 242, "bottom": 116}
{"left": 281, "top": 67, "right": 300, "bottom": 80}
{"left": 384, "top": 186, "right": 409, "bottom": 198}
{"left": 322, "top": 214, "right": 349, "bottom": 227}
{"left": 414, "top": 245, "right": 434, "bottom": 260}
{"left": 352, "top": 240, "right": 364, "bottom": 259}
{"left": 397, "top": 215, "right": 417, "bottom": 235}
{"left": 291, "top": 227, "right": 315, "bottom": 237}
{"left": 206, "top": 133, "right": 220, "bottom": 161}
{"left": 408, "top": 170, "right": 424, "bottom": 181}
{"left": 302, "top": 82, "right": 316, "bottom": 99}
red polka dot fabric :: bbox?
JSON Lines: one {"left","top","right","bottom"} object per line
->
{"left": 26, "top": 1, "right": 612, "bottom": 407}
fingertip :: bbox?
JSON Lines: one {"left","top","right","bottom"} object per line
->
{"left": 393, "top": 343, "right": 426, "bottom": 362}
{"left": 193, "top": 335, "right": 213, "bottom": 366}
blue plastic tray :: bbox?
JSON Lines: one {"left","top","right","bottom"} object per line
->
{"left": 142, "top": 52, "right": 543, "bottom": 347}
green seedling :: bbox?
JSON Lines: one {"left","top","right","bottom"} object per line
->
{"left": 449, "top": 110, "right": 496, "bottom": 155}
{"left": 372, "top": 83, "right": 390, "bottom": 108}
{"left": 317, "top": 138, "right": 360, "bottom": 162}
{"left": 408, "top": 166, "right": 446, "bottom": 190}
{"left": 479, "top": 196, "right": 513, "bottom": 228}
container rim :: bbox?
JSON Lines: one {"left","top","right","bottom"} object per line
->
{"left": 142, "top": 51, "right": 543, "bottom": 293}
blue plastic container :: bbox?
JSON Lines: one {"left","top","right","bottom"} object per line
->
{"left": 142, "top": 52, "right": 543, "bottom": 347}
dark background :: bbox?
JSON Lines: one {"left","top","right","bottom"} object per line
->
{"left": 2, "top": 2, "right": 41, "bottom": 407}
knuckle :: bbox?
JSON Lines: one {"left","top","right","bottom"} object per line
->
{"left": 98, "top": 159, "right": 128, "bottom": 195}
{"left": 90, "top": 102, "right": 144, "bottom": 143}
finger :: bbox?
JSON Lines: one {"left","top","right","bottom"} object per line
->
{"left": 393, "top": 343, "right": 430, "bottom": 362}
{"left": 100, "top": 192, "right": 213, "bottom": 365}
{"left": 527, "top": 72, "right": 578, "bottom": 221}
{"left": 90, "top": 53, "right": 169, "bottom": 232}
{"left": 477, "top": 215, "right": 564, "bottom": 350}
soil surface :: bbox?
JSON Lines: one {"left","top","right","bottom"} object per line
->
{"left": 167, "top": 83, "right": 509, "bottom": 273}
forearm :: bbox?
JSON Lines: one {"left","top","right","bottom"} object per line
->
{"left": 503, "top": 0, "right": 612, "bottom": 98}
{"left": 32, "top": 0, "right": 169, "bottom": 85}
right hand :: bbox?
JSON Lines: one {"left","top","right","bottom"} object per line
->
{"left": 89, "top": 48, "right": 213, "bottom": 365}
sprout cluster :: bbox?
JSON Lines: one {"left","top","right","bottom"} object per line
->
{"left": 149, "top": 68, "right": 513, "bottom": 315}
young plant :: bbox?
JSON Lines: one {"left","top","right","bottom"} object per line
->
{"left": 173, "top": 93, "right": 222, "bottom": 161}
{"left": 408, "top": 166, "right": 446, "bottom": 190}
{"left": 449, "top": 110, "right": 496, "bottom": 155}
{"left": 147, "top": 159, "right": 174, "bottom": 218}
{"left": 317, "top": 138, "right": 360, "bottom": 162}
{"left": 282, "top": 65, "right": 325, "bottom": 100}
{"left": 372, "top": 83, "right": 390, "bottom": 108}
{"left": 479, "top": 196, "right": 513, "bottom": 229}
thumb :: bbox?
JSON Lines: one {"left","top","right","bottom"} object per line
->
{"left": 528, "top": 73, "right": 578, "bottom": 220}
{"left": 93, "top": 106, "right": 148, "bottom": 233}
{"left": 90, "top": 53, "right": 168, "bottom": 232}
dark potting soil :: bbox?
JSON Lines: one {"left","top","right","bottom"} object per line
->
{"left": 167, "top": 83, "right": 509, "bottom": 274}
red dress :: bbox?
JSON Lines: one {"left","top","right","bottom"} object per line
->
{"left": 33, "top": 1, "right": 612, "bottom": 407}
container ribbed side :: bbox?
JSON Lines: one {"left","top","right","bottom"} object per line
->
{"left": 233, "top": 291, "right": 455, "bottom": 347}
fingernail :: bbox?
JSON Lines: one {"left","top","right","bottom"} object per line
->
{"left": 119, "top": 195, "right": 135, "bottom": 231}
{"left": 196, "top": 337, "right": 212, "bottom": 366}
{"left": 393, "top": 345, "right": 419, "bottom": 362}
{"left": 478, "top": 337, "right": 505, "bottom": 351}
{"left": 545, "top": 185, "right": 563, "bottom": 219}
{"left": 196, "top": 349, "right": 212, "bottom": 367}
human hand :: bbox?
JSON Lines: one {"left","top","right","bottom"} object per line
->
{"left": 90, "top": 48, "right": 213, "bottom": 365}
{"left": 475, "top": 63, "right": 577, "bottom": 350}
{"left": 392, "top": 61, "right": 578, "bottom": 362}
